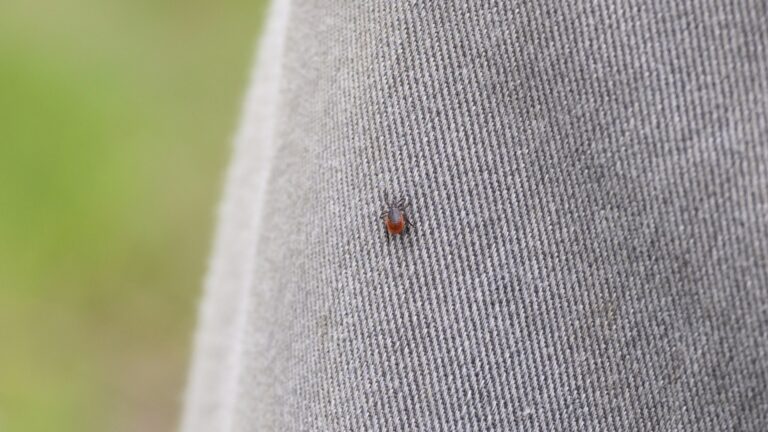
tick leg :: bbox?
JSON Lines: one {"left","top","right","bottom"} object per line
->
{"left": 406, "top": 219, "right": 416, "bottom": 233}
{"left": 406, "top": 215, "right": 416, "bottom": 228}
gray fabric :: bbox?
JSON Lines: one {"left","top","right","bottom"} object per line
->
{"left": 184, "top": 1, "right": 768, "bottom": 430}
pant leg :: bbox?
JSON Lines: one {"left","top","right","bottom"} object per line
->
{"left": 185, "top": 1, "right": 768, "bottom": 430}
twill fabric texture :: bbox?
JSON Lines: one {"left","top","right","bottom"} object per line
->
{"left": 183, "top": 1, "right": 768, "bottom": 431}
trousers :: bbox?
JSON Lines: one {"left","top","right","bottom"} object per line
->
{"left": 182, "top": 1, "right": 768, "bottom": 430}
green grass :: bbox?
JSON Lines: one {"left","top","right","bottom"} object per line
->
{"left": 0, "top": 1, "right": 267, "bottom": 430}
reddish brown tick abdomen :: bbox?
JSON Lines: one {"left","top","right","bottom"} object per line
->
{"left": 380, "top": 197, "right": 412, "bottom": 237}
{"left": 385, "top": 216, "right": 406, "bottom": 235}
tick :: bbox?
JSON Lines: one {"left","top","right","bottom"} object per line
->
{"left": 380, "top": 197, "right": 415, "bottom": 237}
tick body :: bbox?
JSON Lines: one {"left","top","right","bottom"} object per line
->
{"left": 380, "top": 197, "right": 414, "bottom": 237}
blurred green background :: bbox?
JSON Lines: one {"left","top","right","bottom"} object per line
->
{"left": 0, "top": 1, "right": 268, "bottom": 430}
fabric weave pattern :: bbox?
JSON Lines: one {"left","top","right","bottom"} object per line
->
{"left": 184, "top": 1, "right": 768, "bottom": 430}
